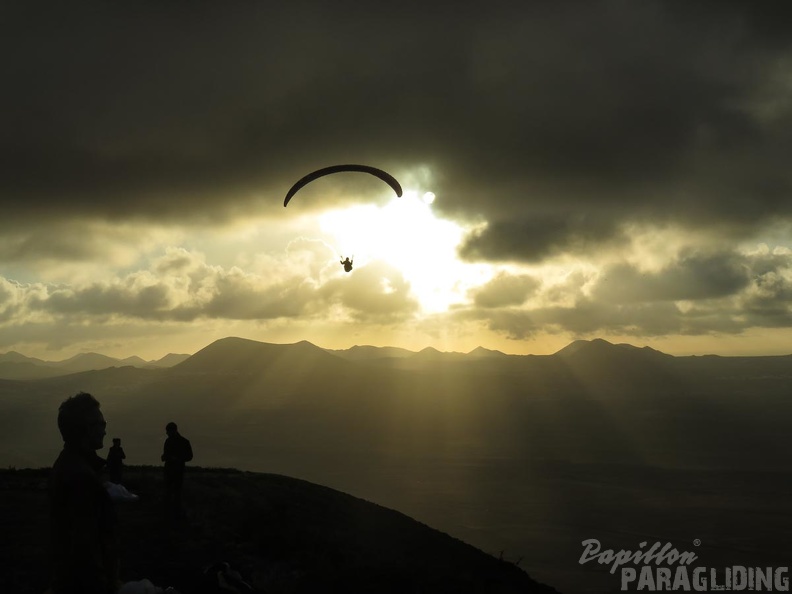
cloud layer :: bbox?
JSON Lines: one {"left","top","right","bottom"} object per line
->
{"left": 2, "top": 2, "right": 792, "bottom": 355}
{"left": 462, "top": 245, "right": 792, "bottom": 338}
{"left": 4, "top": 3, "right": 792, "bottom": 238}
{"left": 3, "top": 247, "right": 417, "bottom": 325}
{"left": 2, "top": 242, "right": 790, "bottom": 351}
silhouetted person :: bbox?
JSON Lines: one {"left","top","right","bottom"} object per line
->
{"left": 161, "top": 421, "right": 193, "bottom": 524}
{"left": 49, "top": 392, "right": 121, "bottom": 594}
{"left": 203, "top": 561, "right": 254, "bottom": 592}
{"left": 340, "top": 257, "right": 353, "bottom": 272}
{"left": 105, "top": 438, "right": 126, "bottom": 484}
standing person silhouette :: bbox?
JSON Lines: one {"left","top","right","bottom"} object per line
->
{"left": 161, "top": 422, "right": 193, "bottom": 525}
{"left": 105, "top": 438, "right": 126, "bottom": 484}
{"left": 49, "top": 392, "right": 121, "bottom": 594}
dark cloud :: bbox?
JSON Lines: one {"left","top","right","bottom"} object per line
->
{"left": 592, "top": 252, "right": 752, "bottom": 303}
{"left": 18, "top": 252, "right": 418, "bottom": 324}
{"left": 320, "top": 261, "right": 419, "bottom": 322}
{"left": 469, "top": 300, "right": 702, "bottom": 339}
{"left": 30, "top": 277, "right": 184, "bottom": 321}
{"left": 203, "top": 274, "right": 313, "bottom": 321}
{"left": 0, "top": 316, "right": 195, "bottom": 355}
{"left": 0, "top": 229, "right": 103, "bottom": 263}
{"left": 460, "top": 248, "right": 792, "bottom": 338}
{"left": 0, "top": 278, "right": 22, "bottom": 323}
{"left": 0, "top": 222, "right": 167, "bottom": 264}
{"left": 740, "top": 251, "right": 792, "bottom": 327}
{"left": 459, "top": 215, "right": 625, "bottom": 262}
{"left": 466, "top": 297, "right": 758, "bottom": 340}
{"left": 471, "top": 272, "right": 540, "bottom": 308}
{"left": 2, "top": 0, "right": 792, "bottom": 262}
{"left": 26, "top": 269, "right": 318, "bottom": 323}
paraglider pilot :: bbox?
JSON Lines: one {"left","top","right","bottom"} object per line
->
{"left": 340, "top": 257, "right": 353, "bottom": 273}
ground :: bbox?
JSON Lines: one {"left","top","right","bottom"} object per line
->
{"left": 0, "top": 466, "right": 557, "bottom": 594}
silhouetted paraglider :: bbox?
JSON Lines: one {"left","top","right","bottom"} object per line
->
{"left": 340, "top": 257, "right": 353, "bottom": 272}
{"left": 283, "top": 164, "right": 402, "bottom": 207}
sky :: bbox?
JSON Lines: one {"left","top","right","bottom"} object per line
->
{"left": 2, "top": 1, "right": 792, "bottom": 360}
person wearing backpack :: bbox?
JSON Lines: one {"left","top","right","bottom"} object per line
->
{"left": 161, "top": 422, "right": 193, "bottom": 525}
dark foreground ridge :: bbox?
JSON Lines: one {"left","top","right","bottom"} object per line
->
{"left": 1, "top": 466, "right": 558, "bottom": 594}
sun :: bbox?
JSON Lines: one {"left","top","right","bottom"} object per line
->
{"left": 317, "top": 191, "right": 491, "bottom": 312}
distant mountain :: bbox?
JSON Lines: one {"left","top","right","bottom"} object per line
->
{"left": 4, "top": 337, "right": 790, "bottom": 382}
{"left": 0, "top": 349, "right": 191, "bottom": 380}
{"left": 171, "top": 336, "right": 345, "bottom": 374}
{"left": 414, "top": 346, "right": 467, "bottom": 361}
{"left": 327, "top": 344, "right": 508, "bottom": 361}
{"left": 467, "top": 346, "right": 507, "bottom": 358}
{"left": 118, "top": 355, "right": 149, "bottom": 367}
{"left": 550, "top": 338, "right": 681, "bottom": 391}
{"left": 0, "top": 351, "right": 71, "bottom": 380}
{"left": 0, "top": 351, "right": 48, "bottom": 365}
{"left": 0, "top": 361, "right": 66, "bottom": 380}
{"left": 554, "top": 337, "right": 668, "bottom": 358}
{"left": 50, "top": 352, "right": 126, "bottom": 373}
{"left": 328, "top": 344, "right": 416, "bottom": 361}
{"left": 151, "top": 353, "right": 191, "bottom": 367}
{"left": 329, "top": 344, "right": 509, "bottom": 367}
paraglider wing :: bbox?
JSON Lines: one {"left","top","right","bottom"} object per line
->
{"left": 283, "top": 164, "right": 403, "bottom": 207}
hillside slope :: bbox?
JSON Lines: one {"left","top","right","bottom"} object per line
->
{"left": 0, "top": 466, "right": 557, "bottom": 594}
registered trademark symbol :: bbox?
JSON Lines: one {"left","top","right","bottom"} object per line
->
{"left": 693, "top": 539, "right": 701, "bottom": 547}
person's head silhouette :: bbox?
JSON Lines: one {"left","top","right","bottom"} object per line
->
{"left": 57, "top": 392, "right": 106, "bottom": 451}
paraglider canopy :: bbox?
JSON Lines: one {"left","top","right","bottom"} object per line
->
{"left": 283, "top": 164, "right": 403, "bottom": 207}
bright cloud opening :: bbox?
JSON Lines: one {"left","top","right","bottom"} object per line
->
{"left": 318, "top": 191, "right": 492, "bottom": 313}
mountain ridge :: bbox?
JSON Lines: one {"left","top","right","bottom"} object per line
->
{"left": 170, "top": 336, "right": 347, "bottom": 375}
{"left": 3, "top": 337, "right": 792, "bottom": 382}
{"left": 0, "top": 349, "right": 190, "bottom": 380}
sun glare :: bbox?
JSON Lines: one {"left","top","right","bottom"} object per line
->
{"left": 318, "top": 191, "right": 491, "bottom": 312}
